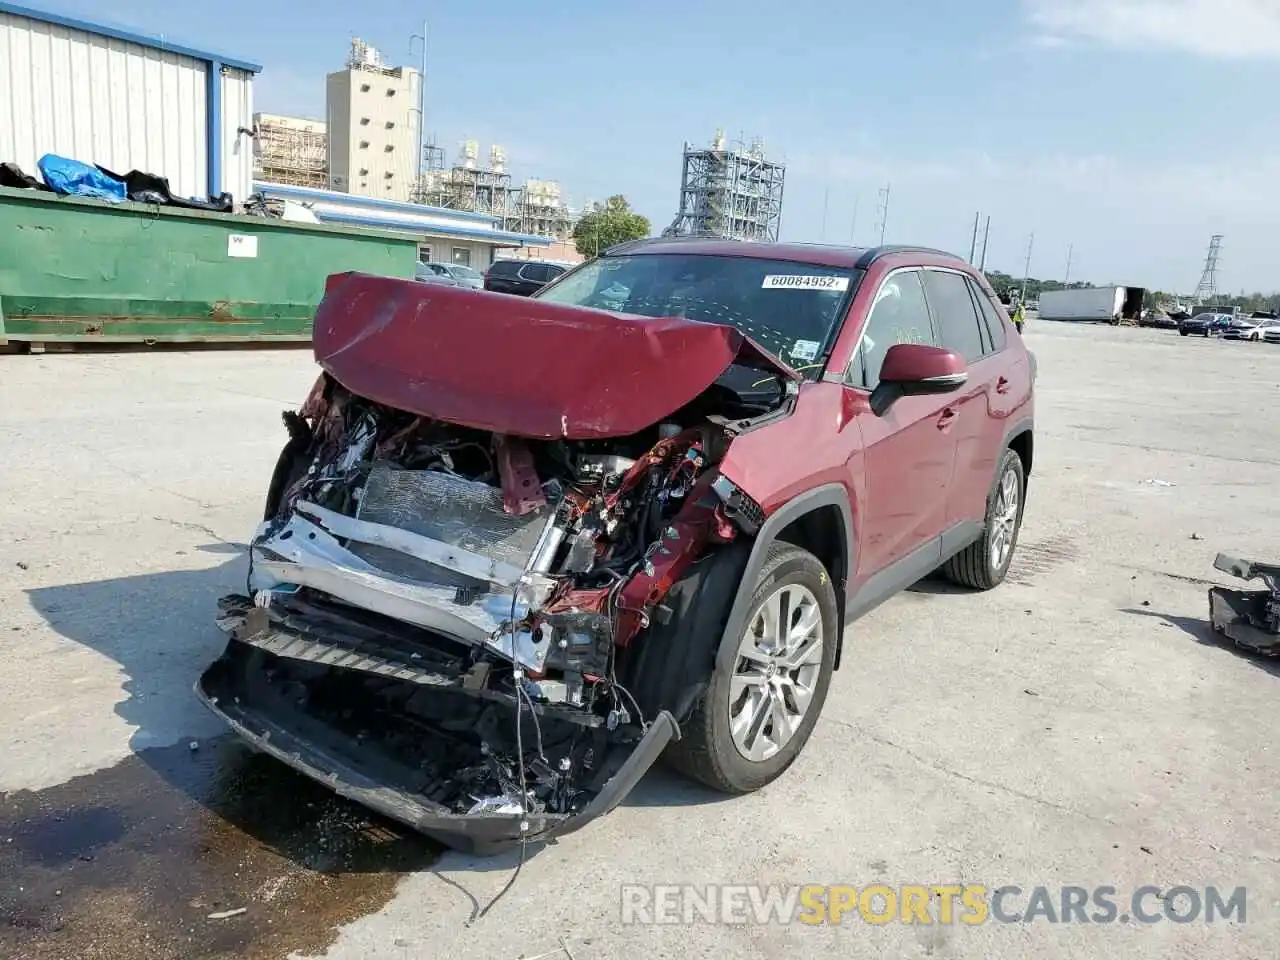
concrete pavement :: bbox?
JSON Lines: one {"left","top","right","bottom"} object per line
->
{"left": 2, "top": 326, "right": 1278, "bottom": 959}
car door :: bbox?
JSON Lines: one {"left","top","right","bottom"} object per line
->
{"left": 921, "top": 269, "right": 1011, "bottom": 531}
{"left": 844, "top": 268, "right": 958, "bottom": 578}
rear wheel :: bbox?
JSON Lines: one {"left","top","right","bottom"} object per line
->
{"left": 664, "top": 542, "right": 838, "bottom": 794}
{"left": 943, "top": 448, "right": 1026, "bottom": 590}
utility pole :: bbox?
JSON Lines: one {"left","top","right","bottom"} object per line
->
{"left": 968, "top": 212, "right": 980, "bottom": 264}
{"left": 979, "top": 216, "right": 991, "bottom": 271}
{"left": 409, "top": 21, "right": 429, "bottom": 192}
{"left": 875, "top": 183, "right": 891, "bottom": 245}
{"left": 849, "top": 196, "right": 859, "bottom": 243}
{"left": 820, "top": 186, "right": 829, "bottom": 242}
{"left": 1020, "top": 231, "right": 1035, "bottom": 302}
{"left": 1064, "top": 243, "right": 1074, "bottom": 286}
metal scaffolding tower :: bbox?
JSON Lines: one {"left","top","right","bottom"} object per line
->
{"left": 253, "top": 114, "right": 328, "bottom": 189}
{"left": 413, "top": 140, "right": 574, "bottom": 240}
{"left": 1193, "top": 235, "right": 1223, "bottom": 304}
{"left": 663, "top": 130, "right": 785, "bottom": 241}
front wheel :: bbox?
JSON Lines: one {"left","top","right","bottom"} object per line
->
{"left": 666, "top": 542, "right": 838, "bottom": 794}
{"left": 942, "top": 448, "right": 1026, "bottom": 590}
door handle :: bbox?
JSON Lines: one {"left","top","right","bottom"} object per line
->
{"left": 996, "top": 376, "right": 1010, "bottom": 394}
{"left": 936, "top": 407, "right": 957, "bottom": 430}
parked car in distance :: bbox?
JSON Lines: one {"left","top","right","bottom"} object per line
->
{"left": 483, "top": 258, "right": 571, "bottom": 296}
{"left": 1263, "top": 325, "right": 1280, "bottom": 345}
{"left": 416, "top": 262, "right": 485, "bottom": 289}
{"left": 1138, "top": 311, "right": 1179, "bottom": 329}
{"left": 199, "top": 239, "right": 1035, "bottom": 851}
{"left": 1178, "top": 312, "right": 1233, "bottom": 336}
{"left": 1222, "top": 317, "right": 1260, "bottom": 341}
{"left": 414, "top": 263, "right": 459, "bottom": 286}
{"left": 1239, "top": 318, "right": 1280, "bottom": 341}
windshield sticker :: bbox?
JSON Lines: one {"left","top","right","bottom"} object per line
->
{"left": 789, "top": 339, "right": 820, "bottom": 362}
{"left": 762, "top": 275, "right": 850, "bottom": 292}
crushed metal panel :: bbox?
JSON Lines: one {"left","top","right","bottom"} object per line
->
{"left": 247, "top": 512, "right": 553, "bottom": 670}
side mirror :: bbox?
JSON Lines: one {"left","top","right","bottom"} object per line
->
{"left": 870, "top": 343, "right": 968, "bottom": 416}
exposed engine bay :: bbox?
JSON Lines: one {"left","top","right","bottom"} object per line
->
{"left": 200, "top": 361, "right": 781, "bottom": 851}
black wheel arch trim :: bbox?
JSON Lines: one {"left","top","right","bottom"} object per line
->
{"left": 1002, "top": 417, "right": 1034, "bottom": 475}
{"left": 718, "top": 483, "right": 855, "bottom": 673}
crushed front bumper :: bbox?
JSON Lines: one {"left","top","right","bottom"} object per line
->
{"left": 195, "top": 610, "right": 677, "bottom": 854}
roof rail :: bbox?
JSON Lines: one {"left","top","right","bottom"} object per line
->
{"left": 603, "top": 234, "right": 745, "bottom": 256}
{"left": 855, "top": 245, "right": 966, "bottom": 269}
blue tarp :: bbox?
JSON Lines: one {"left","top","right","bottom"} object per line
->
{"left": 37, "top": 154, "right": 126, "bottom": 202}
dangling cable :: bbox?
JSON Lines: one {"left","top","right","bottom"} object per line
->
{"left": 478, "top": 583, "right": 531, "bottom": 919}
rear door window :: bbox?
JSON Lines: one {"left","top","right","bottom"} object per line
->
{"left": 966, "top": 278, "right": 1007, "bottom": 352}
{"left": 923, "top": 270, "right": 987, "bottom": 363}
{"left": 520, "top": 263, "right": 554, "bottom": 283}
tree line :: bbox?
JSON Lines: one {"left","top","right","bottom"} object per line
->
{"left": 983, "top": 270, "right": 1280, "bottom": 313}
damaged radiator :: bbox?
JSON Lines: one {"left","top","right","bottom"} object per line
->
{"left": 349, "top": 463, "right": 560, "bottom": 585}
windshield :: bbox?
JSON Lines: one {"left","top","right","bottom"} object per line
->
{"left": 534, "top": 253, "right": 861, "bottom": 377}
{"left": 450, "top": 265, "right": 483, "bottom": 280}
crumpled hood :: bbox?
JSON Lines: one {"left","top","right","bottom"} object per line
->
{"left": 311, "top": 272, "right": 799, "bottom": 439}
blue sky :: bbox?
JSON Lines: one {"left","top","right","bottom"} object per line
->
{"left": 34, "top": 0, "right": 1280, "bottom": 291}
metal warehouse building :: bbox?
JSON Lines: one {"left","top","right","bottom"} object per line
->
{"left": 0, "top": 1, "right": 259, "bottom": 204}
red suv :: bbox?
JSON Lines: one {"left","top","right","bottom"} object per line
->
{"left": 199, "top": 239, "right": 1034, "bottom": 853}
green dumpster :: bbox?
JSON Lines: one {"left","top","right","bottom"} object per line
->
{"left": 0, "top": 186, "right": 418, "bottom": 345}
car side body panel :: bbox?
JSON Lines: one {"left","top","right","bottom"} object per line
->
{"left": 718, "top": 247, "right": 1035, "bottom": 654}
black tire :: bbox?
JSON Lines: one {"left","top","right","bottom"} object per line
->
{"left": 1179, "top": 329, "right": 1189, "bottom": 336}
{"left": 657, "top": 542, "right": 839, "bottom": 794}
{"left": 942, "top": 448, "right": 1026, "bottom": 590}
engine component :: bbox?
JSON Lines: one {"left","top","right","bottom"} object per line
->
{"left": 576, "top": 453, "right": 636, "bottom": 485}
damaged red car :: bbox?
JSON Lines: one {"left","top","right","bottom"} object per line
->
{"left": 197, "top": 239, "right": 1036, "bottom": 853}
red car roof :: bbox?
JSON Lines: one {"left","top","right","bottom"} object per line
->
{"left": 604, "top": 238, "right": 966, "bottom": 271}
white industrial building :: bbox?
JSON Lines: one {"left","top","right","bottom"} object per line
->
{"left": 326, "top": 39, "right": 421, "bottom": 203}
{"left": 253, "top": 182, "right": 552, "bottom": 268}
{"left": 0, "top": 1, "right": 259, "bottom": 203}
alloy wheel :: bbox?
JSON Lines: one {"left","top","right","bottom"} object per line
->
{"left": 728, "top": 584, "right": 825, "bottom": 763}
{"left": 989, "top": 467, "right": 1021, "bottom": 571}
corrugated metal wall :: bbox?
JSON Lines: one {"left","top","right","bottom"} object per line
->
{"left": 0, "top": 10, "right": 208, "bottom": 199}
{"left": 219, "top": 66, "right": 254, "bottom": 205}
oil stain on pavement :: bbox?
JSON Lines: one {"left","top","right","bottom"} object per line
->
{"left": 0, "top": 734, "right": 440, "bottom": 960}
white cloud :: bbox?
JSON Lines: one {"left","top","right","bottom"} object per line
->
{"left": 1024, "top": 0, "right": 1280, "bottom": 57}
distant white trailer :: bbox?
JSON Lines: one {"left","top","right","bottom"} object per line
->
{"left": 1038, "top": 286, "right": 1146, "bottom": 324}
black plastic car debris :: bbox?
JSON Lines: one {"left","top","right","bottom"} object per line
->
{"left": 1208, "top": 553, "right": 1280, "bottom": 656}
